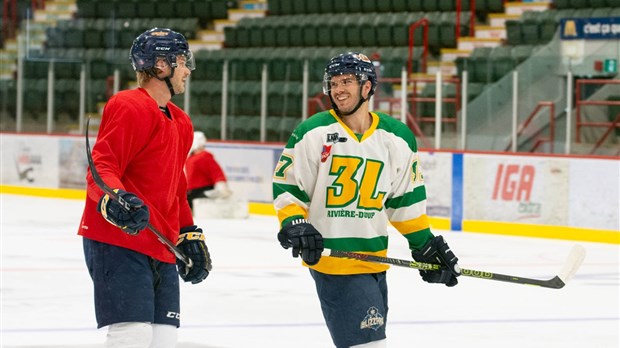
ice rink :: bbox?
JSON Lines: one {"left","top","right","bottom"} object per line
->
{"left": 1, "top": 194, "right": 619, "bottom": 348}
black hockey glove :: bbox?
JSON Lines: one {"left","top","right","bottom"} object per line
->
{"left": 97, "top": 189, "right": 150, "bottom": 235}
{"left": 277, "top": 219, "right": 323, "bottom": 266}
{"left": 411, "top": 235, "right": 460, "bottom": 287}
{"left": 176, "top": 226, "right": 212, "bottom": 284}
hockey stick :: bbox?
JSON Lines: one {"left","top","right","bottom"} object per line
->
{"left": 323, "top": 244, "right": 586, "bottom": 289}
{"left": 85, "top": 118, "right": 193, "bottom": 268}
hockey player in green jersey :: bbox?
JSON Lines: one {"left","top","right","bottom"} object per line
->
{"left": 273, "top": 52, "right": 461, "bottom": 348}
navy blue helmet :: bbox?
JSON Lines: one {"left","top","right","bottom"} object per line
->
{"left": 323, "top": 52, "right": 377, "bottom": 96}
{"left": 130, "top": 28, "right": 195, "bottom": 73}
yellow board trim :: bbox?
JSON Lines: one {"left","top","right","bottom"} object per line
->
{"left": 463, "top": 220, "right": 620, "bottom": 245}
{"left": 1, "top": 185, "right": 86, "bottom": 200}
{"left": 2, "top": 186, "right": 617, "bottom": 244}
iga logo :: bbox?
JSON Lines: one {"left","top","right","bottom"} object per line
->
{"left": 492, "top": 164, "right": 535, "bottom": 201}
{"left": 492, "top": 164, "right": 541, "bottom": 218}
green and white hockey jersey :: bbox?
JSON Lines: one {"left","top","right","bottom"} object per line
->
{"left": 273, "top": 110, "right": 434, "bottom": 275}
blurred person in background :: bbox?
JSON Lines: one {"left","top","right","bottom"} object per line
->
{"left": 185, "top": 130, "right": 232, "bottom": 210}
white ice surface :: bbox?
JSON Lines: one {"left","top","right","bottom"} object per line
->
{"left": 1, "top": 194, "right": 618, "bottom": 348}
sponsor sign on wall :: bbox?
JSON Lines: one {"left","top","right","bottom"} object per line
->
{"left": 560, "top": 17, "right": 620, "bottom": 40}
{"left": 1, "top": 134, "right": 60, "bottom": 187}
{"left": 464, "top": 154, "right": 570, "bottom": 225}
{"left": 206, "top": 144, "right": 281, "bottom": 203}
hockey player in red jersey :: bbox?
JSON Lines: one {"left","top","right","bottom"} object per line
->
{"left": 185, "top": 131, "right": 232, "bottom": 210}
{"left": 78, "top": 28, "right": 212, "bottom": 347}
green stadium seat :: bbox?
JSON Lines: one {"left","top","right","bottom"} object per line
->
{"left": 376, "top": 0, "right": 392, "bottom": 12}
{"left": 391, "top": 0, "right": 407, "bottom": 11}
{"left": 425, "top": 12, "right": 442, "bottom": 51}
{"left": 224, "top": 25, "right": 239, "bottom": 48}
{"left": 539, "top": 10, "right": 559, "bottom": 43}
{"left": 489, "top": 46, "right": 514, "bottom": 81}
{"left": 155, "top": 2, "right": 175, "bottom": 18}
{"left": 359, "top": 14, "right": 380, "bottom": 47}
{"left": 175, "top": 0, "right": 194, "bottom": 19}
{"left": 511, "top": 45, "right": 534, "bottom": 65}
{"left": 505, "top": 19, "right": 522, "bottom": 46}
{"left": 470, "top": 47, "right": 493, "bottom": 83}
{"left": 235, "top": 17, "right": 254, "bottom": 47}
{"left": 95, "top": 1, "right": 115, "bottom": 19}
{"left": 318, "top": 0, "right": 334, "bottom": 14}
{"left": 205, "top": 115, "right": 223, "bottom": 140}
{"left": 278, "top": 0, "right": 293, "bottom": 15}
{"left": 304, "top": 0, "right": 321, "bottom": 13}
{"left": 553, "top": 0, "right": 570, "bottom": 9}
{"left": 520, "top": 11, "right": 542, "bottom": 45}
{"left": 211, "top": 0, "right": 231, "bottom": 19}
{"left": 438, "top": 0, "right": 455, "bottom": 11}
{"left": 422, "top": 0, "right": 439, "bottom": 12}
{"left": 607, "top": 0, "right": 620, "bottom": 7}
{"left": 569, "top": 0, "right": 588, "bottom": 8}
{"left": 249, "top": 21, "right": 267, "bottom": 48}
{"left": 261, "top": 16, "right": 279, "bottom": 47}
{"left": 275, "top": 16, "right": 292, "bottom": 47}
{"left": 392, "top": 12, "right": 424, "bottom": 47}
{"left": 288, "top": 16, "right": 306, "bottom": 46}
{"left": 77, "top": 0, "right": 97, "bottom": 18}
{"left": 330, "top": 14, "right": 348, "bottom": 47}
{"left": 440, "top": 12, "right": 471, "bottom": 48}
{"left": 301, "top": 14, "right": 321, "bottom": 46}
{"left": 292, "top": 0, "right": 307, "bottom": 14}
{"left": 205, "top": 81, "right": 223, "bottom": 115}
{"left": 375, "top": 13, "right": 395, "bottom": 47}
{"left": 116, "top": 2, "right": 136, "bottom": 18}
{"left": 193, "top": 1, "right": 211, "bottom": 22}
{"left": 333, "top": 0, "right": 348, "bottom": 13}
{"left": 267, "top": 0, "right": 282, "bottom": 15}
{"left": 345, "top": 15, "right": 367, "bottom": 46}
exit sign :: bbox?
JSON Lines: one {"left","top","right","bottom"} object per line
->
{"left": 604, "top": 59, "right": 617, "bottom": 73}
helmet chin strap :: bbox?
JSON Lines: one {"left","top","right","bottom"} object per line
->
{"left": 150, "top": 68, "right": 176, "bottom": 97}
{"left": 330, "top": 84, "right": 372, "bottom": 117}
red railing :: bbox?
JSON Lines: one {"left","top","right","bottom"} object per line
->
{"left": 2, "top": 0, "right": 17, "bottom": 40}
{"left": 575, "top": 79, "right": 620, "bottom": 152}
{"left": 1, "top": 0, "right": 45, "bottom": 41}
{"left": 409, "top": 76, "right": 461, "bottom": 130}
{"left": 456, "top": 0, "right": 476, "bottom": 39}
{"left": 505, "top": 101, "right": 555, "bottom": 153}
{"left": 408, "top": 18, "right": 428, "bottom": 75}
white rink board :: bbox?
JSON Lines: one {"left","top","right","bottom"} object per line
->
{"left": 419, "top": 151, "right": 453, "bottom": 217}
{"left": 568, "top": 158, "right": 620, "bottom": 230}
{"left": 0, "top": 134, "right": 618, "bottom": 232}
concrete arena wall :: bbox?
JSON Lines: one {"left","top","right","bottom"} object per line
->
{"left": 1, "top": 133, "right": 618, "bottom": 244}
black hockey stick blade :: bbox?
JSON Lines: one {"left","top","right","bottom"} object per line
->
{"left": 323, "top": 244, "right": 586, "bottom": 289}
{"left": 85, "top": 118, "right": 193, "bottom": 268}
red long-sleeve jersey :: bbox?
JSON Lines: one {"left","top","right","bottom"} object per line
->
{"left": 78, "top": 88, "right": 195, "bottom": 263}
{"left": 185, "top": 151, "right": 227, "bottom": 190}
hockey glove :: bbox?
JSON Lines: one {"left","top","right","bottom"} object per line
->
{"left": 176, "top": 225, "right": 212, "bottom": 284}
{"left": 411, "top": 235, "right": 460, "bottom": 287}
{"left": 97, "top": 189, "right": 150, "bottom": 235}
{"left": 277, "top": 219, "right": 323, "bottom": 266}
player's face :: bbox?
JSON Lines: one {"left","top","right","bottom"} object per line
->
{"left": 329, "top": 74, "right": 365, "bottom": 114}
{"left": 171, "top": 55, "right": 191, "bottom": 94}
